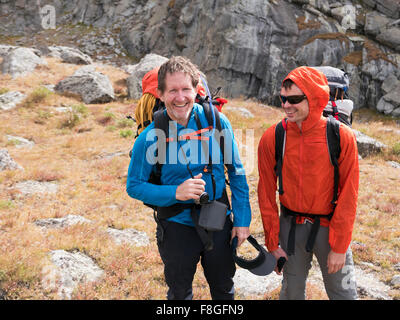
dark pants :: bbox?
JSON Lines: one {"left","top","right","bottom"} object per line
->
{"left": 156, "top": 217, "right": 236, "bottom": 300}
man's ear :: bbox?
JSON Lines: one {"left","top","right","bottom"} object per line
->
{"left": 156, "top": 89, "right": 163, "bottom": 101}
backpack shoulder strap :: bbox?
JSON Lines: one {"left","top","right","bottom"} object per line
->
{"left": 326, "top": 115, "right": 341, "bottom": 208}
{"left": 200, "top": 100, "right": 226, "bottom": 162}
{"left": 275, "top": 119, "right": 287, "bottom": 195}
{"left": 201, "top": 99, "right": 222, "bottom": 131}
{"left": 153, "top": 109, "right": 170, "bottom": 175}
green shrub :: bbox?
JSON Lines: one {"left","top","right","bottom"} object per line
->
{"left": 392, "top": 142, "right": 400, "bottom": 156}
{"left": 71, "top": 103, "right": 88, "bottom": 117}
{"left": 117, "top": 118, "right": 133, "bottom": 128}
{"left": 22, "top": 87, "right": 53, "bottom": 108}
{"left": 0, "top": 88, "right": 9, "bottom": 95}
{"left": 59, "top": 111, "right": 80, "bottom": 129}
{"left": 119, "top": 129, "right": 133, "bottom": 138}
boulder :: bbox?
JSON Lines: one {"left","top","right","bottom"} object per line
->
{"left": 0, "top": 91, "right": 26, "bottom": 111}
{"left": 107, "top": 227, "right": 150, "bottom": 246}
{"left": 44, "top": 250, "right": 104, "bottom": 299}
{"left": 381, "top": 73, "right": 400, "bottom": 94}
{"left": 352, "top": 129, "right": 388, "bottom": 157}
{"left": 392, "top": 107, "right": 400, "bottom": 117}
{"left": 13, "top": 180, "right": 58, "bottom": 196}
{"left": 34, "top": 215, "right": 91, "bottom": 229}
{"left": 125, "top": 53, "right": 168, "bottom": 99}
{"left": 376, "top": 0, "right": 400, "bottom": 19}
{"left": 0, "top": 44, "right": 18, "bottom": 58}
{"left": 377, "top": 97, "right": 395, "bottom": 115}
{"left": 1, "top": 47, "right": 47, "bottom": 78}
{"left": 382, "top": 83, "right": 400, "bottom": 108}
{"left": 47, "top": 46, "right": 93, "bottom": 65}
{"left": 376, "top": 27, "right": 400, "bottom": 51}
{"left": 5, "top": 135, "right": 34, "bottom": 149}
{"left": 55, "top": 68, "right": 114, "bottom": 104}
{"left": 223, "top": 106, "right": 254, "bottom": 118}
{"left": 0, "top": 149, "right": 23, "bottom": 171}
{"left": 364, "top": 11, "right": 393, "bottom": 37}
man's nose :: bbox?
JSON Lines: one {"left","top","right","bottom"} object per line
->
{"left": 175, "top": 90, "right": 186, "bottom": 101}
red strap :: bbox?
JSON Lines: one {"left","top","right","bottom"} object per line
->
{"left": 282, "top": 118, "right": 288, "bottom": 131}
{"left": 215, "top": 98, "right": 228, "bottom": 112}
{"left": 166, "top": 126, "right": 212, "bottom": 142}
{"left": 331, "top": 101, "right": 339, "bottom": 120}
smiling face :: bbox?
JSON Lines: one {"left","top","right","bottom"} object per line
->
{"left": 158, "top": 71, "right": 197, "bottom": 127}
{"left": 280, "top": 83, "right": 309, "bottom": 129}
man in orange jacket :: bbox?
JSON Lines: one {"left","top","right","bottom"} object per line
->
{"left": 258, "top": 66, "right": 359, "bottom": 300}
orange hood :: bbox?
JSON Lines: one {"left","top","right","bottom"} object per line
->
{"left": 283, "top": 66, "right": 330, "bottom": 132}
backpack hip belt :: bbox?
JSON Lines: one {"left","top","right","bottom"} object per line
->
{"left": 281, "top": 204, "right": 333, "bottom": 256}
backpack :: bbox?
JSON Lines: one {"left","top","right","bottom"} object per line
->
{"left": 312, "top": 66, "right": 354, "bottom": 127}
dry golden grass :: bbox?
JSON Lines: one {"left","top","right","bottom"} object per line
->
{"left": 0, "top": 58, "right": 399, "bottom": 300}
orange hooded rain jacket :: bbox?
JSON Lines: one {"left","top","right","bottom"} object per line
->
{"left": 258, "top": 66, "right": 359, "bottom": 254}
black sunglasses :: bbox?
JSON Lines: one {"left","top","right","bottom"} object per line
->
{"left": 280, "top": 94, "right": 307, "bottom": 104}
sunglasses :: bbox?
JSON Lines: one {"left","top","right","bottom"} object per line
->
{"left": 280, "top": 94, "right": 307, "bottom": 104}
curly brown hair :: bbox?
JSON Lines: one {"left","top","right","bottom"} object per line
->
{"left": 157, "top": 56, "right": 200, "bottom": 93}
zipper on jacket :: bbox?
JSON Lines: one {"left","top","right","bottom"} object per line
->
{"left": 298, "top": 130, "right": 304, "bottom": 210}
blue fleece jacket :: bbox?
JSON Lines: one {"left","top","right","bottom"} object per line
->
{"left": 126, "top": 103, "right": 251, "bottom": 227}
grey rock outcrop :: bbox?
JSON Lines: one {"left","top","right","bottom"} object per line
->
{"left": 0, "top": 149, "right": 23, "bottom": 171}
{"left": 0, "top": 91, "right": 26, "bottom": 111}
{"left": 55, "top": 68, "right": 114, "bottom": 104}
{"left": 1, "top": 47, "right": 47, "bottom": 78}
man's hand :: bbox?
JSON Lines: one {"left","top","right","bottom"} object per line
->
{"left": 231, "top": 227, "right": 250, "bottom": 247}
{"left": 327, "top": 250, "right": 346, "bottom": 274}
{"left": 271, "top": 247, "right": 288, "bottom": 275}
{"left": 176, "top": 173, "right": 205, "bottom": 201}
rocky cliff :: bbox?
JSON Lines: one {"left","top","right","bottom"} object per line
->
{"left": 0, "top": 0, "right": 399, "bottom": 116}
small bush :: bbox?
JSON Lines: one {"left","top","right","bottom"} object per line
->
{"left": 58, "top": 104, "right": 88, "bottom": 129}
{"left": 0, "top": 200, "right": 14, "bottom": 210}
{"left": 119, "top": 129, "right": 133, "bottom": 138}
{"left": 0, "top": 88, "right": 10, "bottom": 95}
{"left": 59, "top": 111, "right": 80, "bottom": 129}
{"left": 392, "top": 142, "right": 400, "bottom": 156}
{"left": 22, "top": 87, "right": 53, "bottom": 108}
{"left": 72, "top": 104, "right": 88, "bottom": 117}
{"left": 117, "top": 118, "right": 134, "bottom": 128}
{"left": 96, "top": 112, "right": 115, "bottom": 126}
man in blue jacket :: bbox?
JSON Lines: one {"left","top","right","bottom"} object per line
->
{"left": 126, "top": 56, "right": 251, "bottom": 300}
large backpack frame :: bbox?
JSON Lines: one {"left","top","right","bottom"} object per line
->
{"left": 313, "top": 66, "right": 353, "bottom": 127}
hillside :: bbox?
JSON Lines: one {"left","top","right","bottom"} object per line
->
{"left": 0, "top": 0, "right": 399, "bottom": 116}
{"left": 0, "top": 53, "right": 399, "bottom": 300}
